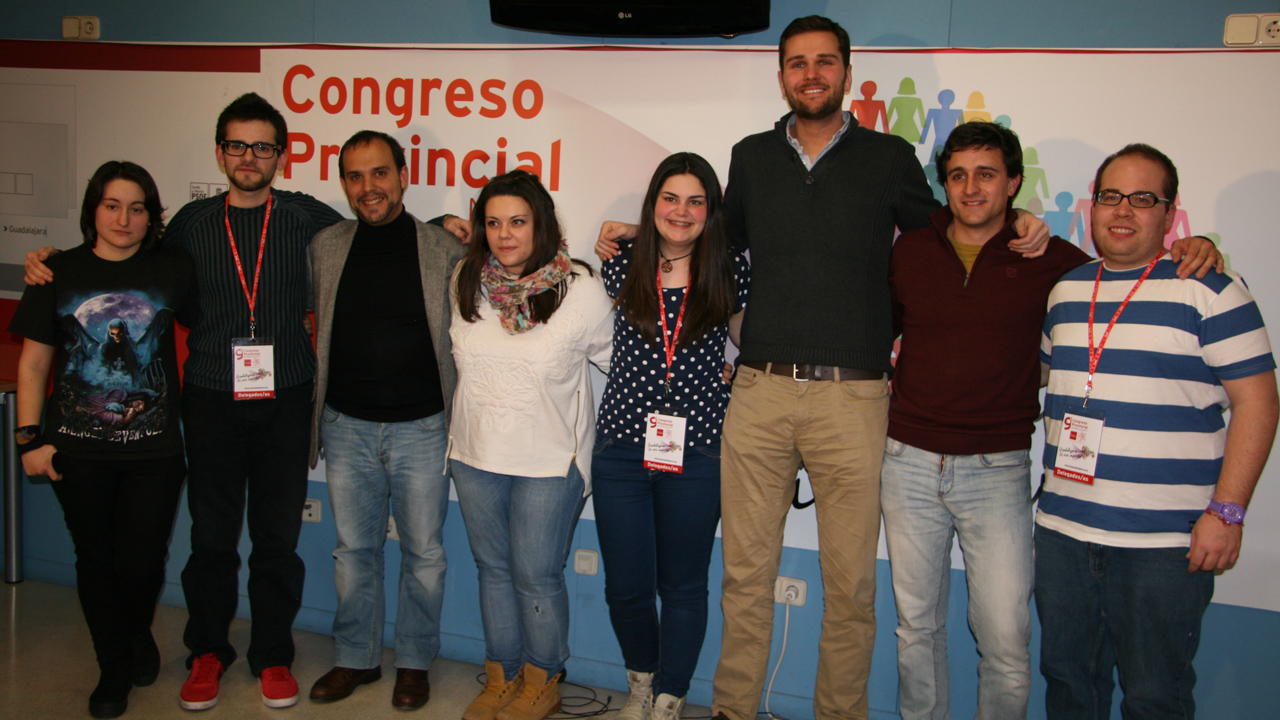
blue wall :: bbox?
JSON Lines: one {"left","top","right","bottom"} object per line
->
{"left": 18, "top": 476, "right": 1280, "bottom": 719}
{"left": 2, "top": 1, "right": 1279, "bottom": 47}
{"left": 6, "top": 1, "right": 1280, "bottom": 718}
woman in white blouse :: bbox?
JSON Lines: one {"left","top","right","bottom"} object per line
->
{"left": 448, "top": 170, "right": 613, "bottom": 720}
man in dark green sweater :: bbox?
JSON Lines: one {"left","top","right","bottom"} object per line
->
{"left": 592, "top": 16, "right": 1048, "bottom": 720}
{"left": 710, "top": 17, "right": 1050, "bottom": 720}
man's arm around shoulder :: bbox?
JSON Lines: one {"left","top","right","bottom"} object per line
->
{"left": 416, "top": 217, "right": 469, "bottom": 271}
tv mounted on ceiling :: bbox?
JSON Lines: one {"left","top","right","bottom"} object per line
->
{"left": 490, "top": 0, "right": 770, "bottom": 38}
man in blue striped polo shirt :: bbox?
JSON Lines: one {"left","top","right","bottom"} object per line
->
{"left": 1036, "top": 143, "right": 1279, "bottom": 719}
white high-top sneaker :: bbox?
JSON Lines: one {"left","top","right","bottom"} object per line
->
{"left": 650, "top": 692, "right": 686, "bottom": 720}
{"left": 615, "top": 670, "right": 654, "bottom": 720}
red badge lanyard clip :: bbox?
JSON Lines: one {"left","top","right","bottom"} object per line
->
{"left": 1084, "top": 255, "right": 1160, "bottom": 406}
{"left": 225, "top": 193, "right": 272, "bottom": 338}
{"left": 657, "top": 266, "right": 690, "bottom": 397}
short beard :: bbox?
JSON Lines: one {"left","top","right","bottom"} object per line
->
{"left": 227, "top": 169, "right": 272, "bottom": 194}
{"left": 787, "top": 88, "right": 843, "bottom": 122}
{"left": 357, "top": 199, "right": 403, "bottom": 226}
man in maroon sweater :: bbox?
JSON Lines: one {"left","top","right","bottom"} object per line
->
{"left": 881, "top": 122, "right": 1219, "bottom": 720}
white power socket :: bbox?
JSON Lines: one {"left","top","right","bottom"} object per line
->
{"left": 1224, "top": 13, "right": 1280, "bottom": 46}
{"left": 387, "top": 515, "right": 400, "bottom": 541}
{"left": 1264, "top": 16, "right": 1280, "bottom": 44}
{"left": 61, "top": 16, "right": 100, "bottom": 40}
{"left": 301, "top": 498, "right": 322, "bottom": 523}
{"left": 573, "top": 548, "right": 598, "bottom": 576}
{"left": 774, "top": 576, "right": 807, "bottom": 607}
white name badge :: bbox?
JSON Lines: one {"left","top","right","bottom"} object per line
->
{"left": 644, "top": 412, "right": 686, "bottom": 473}
{"left": 1053, "top": 407, "right": 1105, "bottom": 484}
{"left": 232, "top": 338, "right": 275, "bottom": 400}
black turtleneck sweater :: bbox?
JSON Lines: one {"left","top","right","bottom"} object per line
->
{"left": 325, "top": 210, "right": 443, "bottom": 422}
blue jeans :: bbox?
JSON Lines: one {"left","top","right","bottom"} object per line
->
{"left": 591, "top": 438, "right": 721, "bottom": 698}
{"left": 880, "top": 438, "right": 1034, "bottom": 720}
{"left": 321, "top": 406, "right": 450, "bottom": 670}
{"left": 1034, "top": 525, "right": 1213, "bottom": 720}
{"left": 450, "top": 459, "right": 587, "bottom": 680}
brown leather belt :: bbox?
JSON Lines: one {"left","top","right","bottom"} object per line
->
{"left": 741, "top": 361, "right": 883, "bottom": 382}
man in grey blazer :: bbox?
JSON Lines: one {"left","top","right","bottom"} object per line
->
{"left": 306, "top": 130, "right": 467, "bottom": 709}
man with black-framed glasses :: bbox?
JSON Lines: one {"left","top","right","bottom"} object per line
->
{"left": 885, "top": 124, "right": 1223, "bottom": 720}
{"left": 25, "top": 92, "right": 343, "bottom": 711}
{"left": 161, "top": 92, "right": 345, "bottom": 712}
{"left": 24, "top": 92, "right": 473, "bottom": 713}
{"left": 1036, "top": 143, "right": 1278, "bottom": 718}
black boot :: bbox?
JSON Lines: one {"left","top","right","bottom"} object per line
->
{"left": 129, "top": 632, "right": 160, "bottom": 687}
{"left": 89, "top": 668, "right": 131, "bottom": 719}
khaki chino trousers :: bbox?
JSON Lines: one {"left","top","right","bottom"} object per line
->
{"left": 713, "top": 363, "right": 888, "bottom": 720}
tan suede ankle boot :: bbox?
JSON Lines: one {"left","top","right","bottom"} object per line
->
{"left": 463, "top": 661, "right": 523, "bottom": 720}
{"left": 495, "top": 664, "right": 562, "bottom": 720}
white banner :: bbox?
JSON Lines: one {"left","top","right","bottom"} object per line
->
{"left": 3, "top": 44, "right": 1278, "bottom": 611}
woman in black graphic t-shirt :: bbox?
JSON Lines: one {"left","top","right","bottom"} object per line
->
{"left": 9, "top": 161, "right": 195, "bottom": 719}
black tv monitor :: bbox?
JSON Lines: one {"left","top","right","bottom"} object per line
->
{"left": 490, "top": 0, "right": 770, "bottom": 38}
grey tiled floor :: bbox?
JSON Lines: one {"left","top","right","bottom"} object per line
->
{"left": 1, "top": 580, "right": 708, "bottom": 720}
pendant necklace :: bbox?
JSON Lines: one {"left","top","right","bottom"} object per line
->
{"left": 659, "top": 250, "right": 693, "bottom": 273}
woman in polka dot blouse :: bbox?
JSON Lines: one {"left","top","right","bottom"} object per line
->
{"left": 591, "top": 153, "right": 750, "bottom": 720}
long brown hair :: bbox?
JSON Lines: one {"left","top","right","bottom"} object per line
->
{"left": 456, "top": 170, "right": 590, "bottom": 324}
{"left": 616, "top": 153, "right": 735, "bottom": 347}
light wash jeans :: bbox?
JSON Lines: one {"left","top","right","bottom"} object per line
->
{"left": 880, "top": 438, "right": 1034, "bottom": 720}
{"left": 450, "top": 459, "right": 587, "bottom": 680}
{"left": 321, "top": 406, "right": 449, "bottom": 670}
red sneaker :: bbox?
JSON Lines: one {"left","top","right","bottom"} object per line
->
{"left": 179, "top": 653, "right": 224, "bottom": 711}
{"left": 260, "top": 666, "right": 299, "bottom": 708}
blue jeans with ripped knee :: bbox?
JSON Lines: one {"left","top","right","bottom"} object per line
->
{"left": 450, "top": 459, "right": 587, "bottom": 680}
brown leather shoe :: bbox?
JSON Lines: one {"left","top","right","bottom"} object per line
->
{"left": 309, "top": 666, "right": 382, "bottom": 702}
{"left": 392, "top": 668, "right": 430, "bottom": 709}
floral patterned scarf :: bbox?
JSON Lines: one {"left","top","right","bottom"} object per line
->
{"left": 481, "top": 241, "right": 572, "bottom": 334}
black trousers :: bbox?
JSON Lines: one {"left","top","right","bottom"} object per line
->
{"left": 179, "top": 382, "right": 312, "bottom": 676}
{"left": 51, "top": 453, "right": 187, "bottom": 673}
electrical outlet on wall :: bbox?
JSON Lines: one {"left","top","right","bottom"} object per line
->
{"left": 387, "top": 515, "right": 399, "bottom": 541}
{"left": 573, "top": 548, "right": 598, "bottom": 576}
{"left": 1262, "top": 15, "right": 1280, "bottom": 45}
{"left": 1224, "top": 13, "right": 1280, "bottom": 46}
{"left": 774, "top": 576, "right": 807, "bottom": 607}
{"left": 301, "top": 498, "right": 322, "bottom": 523}
{"left": 61, "top": 16, "right": 100, "bottom": 40}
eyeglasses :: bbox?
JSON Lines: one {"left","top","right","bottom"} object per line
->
{"left": 1094, "top": 189, "right": 1171, "bottom": 209}
{"left": 220, "top": 140, "right": 282, "bottom": 159}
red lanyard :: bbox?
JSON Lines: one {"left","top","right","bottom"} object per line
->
{"left": 224, "top": 193, "right": 272, "bottom": 338}
{"left": 1084, "top": 255, "right": 1160, "bottom": 405}
{"left": 657, "top": 267, "right": 690, "bottom": 396}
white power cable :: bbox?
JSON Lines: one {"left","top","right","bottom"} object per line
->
{"left": 761, "top": 586, "right": 799, "bottom": 720}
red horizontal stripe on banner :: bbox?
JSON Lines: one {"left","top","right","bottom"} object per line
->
{"left": 0, "top": 40, "right": 259, "bottom": 72}
{"left": 3, "top": 39, "right": 1272, "bottom": 74}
